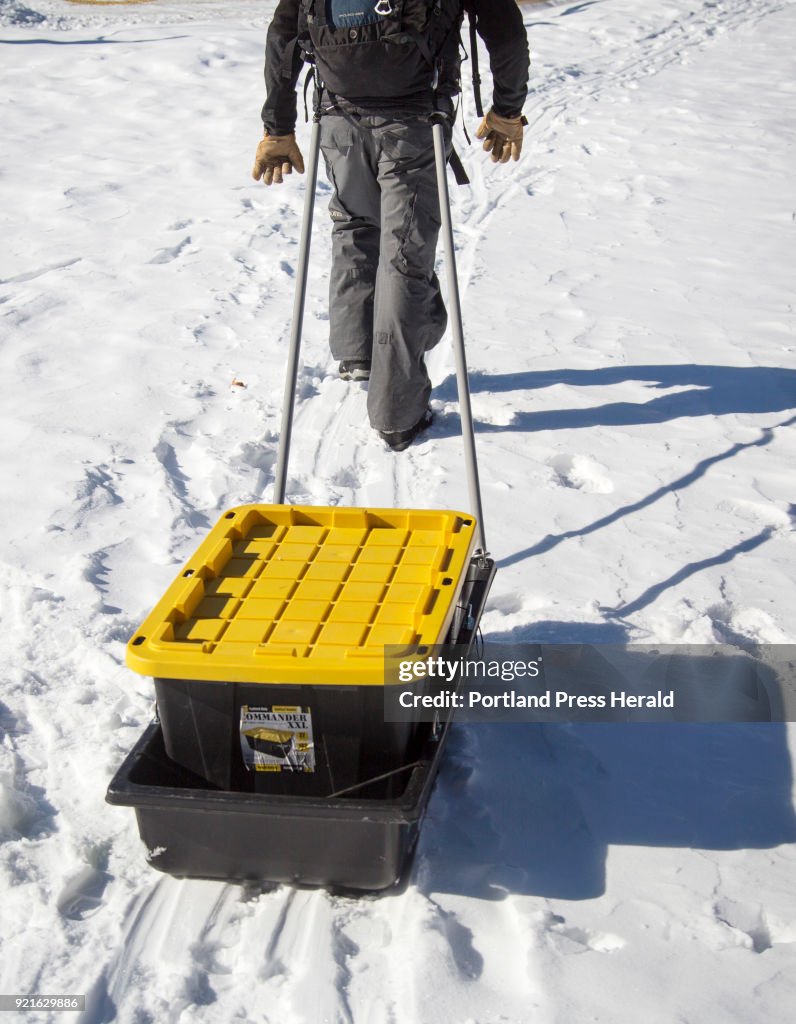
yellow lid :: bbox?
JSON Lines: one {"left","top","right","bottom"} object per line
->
{"left": 126, "top": 505, "right": 476, "bottom": 685}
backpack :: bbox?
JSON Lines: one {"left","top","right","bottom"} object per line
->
{"left": 299, "top": 0, "right": 465, "bottom": 101}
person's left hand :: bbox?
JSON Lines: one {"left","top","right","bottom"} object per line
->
{"left": 475, "top": 110, "right": 528, "bottom": 164}
{"left": 252, "top": 132, "right": 305, "bottom": 185}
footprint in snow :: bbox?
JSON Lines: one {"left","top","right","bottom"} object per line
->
{"left": 711, "top": 898, "right": 796, "bottom": 954}
{"left": 148, "top": 236, "right": 191, "bottom": 265}
{"left": 331, "top": 466, "right": 358, "bottom": 489}
{"left": 489, "top": 591, "right": 525, "bottom": 615}
{"left": 549, "top": 453, "right": 614, "bottom": 493}
{"left": 56, "top": 866, "right": 111, "bottom": 921}
{"left": 546, "top": 913, "right": 625, "bottom": 954}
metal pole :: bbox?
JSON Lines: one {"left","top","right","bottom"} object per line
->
{"left": 431, "top": 121, "right": 488, "bottom": 556}
{"left": 272, "top": 118, "right": 322, "bottom": 505}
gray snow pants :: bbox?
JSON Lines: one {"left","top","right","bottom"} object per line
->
{"left": 319, "top": 110, "right": 450, "bottom": 433}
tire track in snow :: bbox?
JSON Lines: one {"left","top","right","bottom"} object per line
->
{"left": 82, "top": 877, "right": 174, "bottom": 1021}
{"left": 278, "top": 369, "right": 369, "bottom": 504}
{"left": 87, "top": 881, "right": 360, "bottom": 1024}
{"left": 82, "top": 879, "right": 245, "bottom": 1023}
{"left": 336, "top": 878, "right": 549, "bottom": 1024}
{"left": 213, "top": 887, "right": 357, "bottom": 1024}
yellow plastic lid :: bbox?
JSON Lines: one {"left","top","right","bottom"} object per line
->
{"left": 126, "top": 505, "right": 477, "bottom": 685}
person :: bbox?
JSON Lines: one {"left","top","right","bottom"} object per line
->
{"left": 253, "top": 1, "right": 530, "bottom": 451}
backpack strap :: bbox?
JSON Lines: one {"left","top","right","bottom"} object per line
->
{"left": 448, "top": 145, "right": 470, "bottom": 186}
{"left": 302, "top": 0, "right": 328, "bottom": 29}
{"left": 468, "top": 11, "right": 484, "bottom": 118}
{"left": 403, "top": 1, "right": 460, "bottom": 73}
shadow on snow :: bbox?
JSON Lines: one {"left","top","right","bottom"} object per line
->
{"left": 435, "top": 363, "right": 796, "bottom": 429}
{"left": 420, "top": 709, "right": 796, "bottom": 901}
{"left": 420, "top": 365, "right": 796, "bottom": 900}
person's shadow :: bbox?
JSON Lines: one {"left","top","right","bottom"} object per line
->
{"left": 434, "top": 363, "right": 796, "bottom": 431}
{"left": 432, "top": 364, "right": 796, "bottom": 613}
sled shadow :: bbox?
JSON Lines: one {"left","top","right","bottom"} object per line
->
{"left": 418, "top": 644, "right": 796, "bottom": 902}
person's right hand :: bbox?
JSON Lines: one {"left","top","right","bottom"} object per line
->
{"left": 252, "top": 132, "right": 305, "bottom": 185}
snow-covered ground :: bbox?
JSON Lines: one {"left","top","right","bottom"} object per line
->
{"left": 1, "top": 0, "right": 795, "bottom": 1020}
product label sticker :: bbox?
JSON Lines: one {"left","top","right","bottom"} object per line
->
{"left": 239, "top": 704, "right": 315, "bottom": 773}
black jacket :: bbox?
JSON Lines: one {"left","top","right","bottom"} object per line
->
{"left": 261, "top": 0, "right": 530, "bottom": 134}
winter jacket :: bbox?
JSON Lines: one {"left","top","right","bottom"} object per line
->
{"left": 261, "top": 0, "right": 530, "bottom": 135}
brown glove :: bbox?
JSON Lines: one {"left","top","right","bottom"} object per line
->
{"left": 475, "top": 110, "right": 528, "bottom": 164}
{"left": 251, "top": 132, "right": 305, "bottom": 186}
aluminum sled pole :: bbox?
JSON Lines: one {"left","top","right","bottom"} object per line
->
{"left": 272, "top": 118, "right": 322, "bottom": 505}
{"left": 432, "top": 120, "right": 487, "bottom": 556}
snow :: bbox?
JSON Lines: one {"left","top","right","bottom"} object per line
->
{"left": 1, "top": 0, "right": 795, "bottom": 1021}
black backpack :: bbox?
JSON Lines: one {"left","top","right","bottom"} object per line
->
{"left": 299, "top": 0, "right": 466, "bottom": 101}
